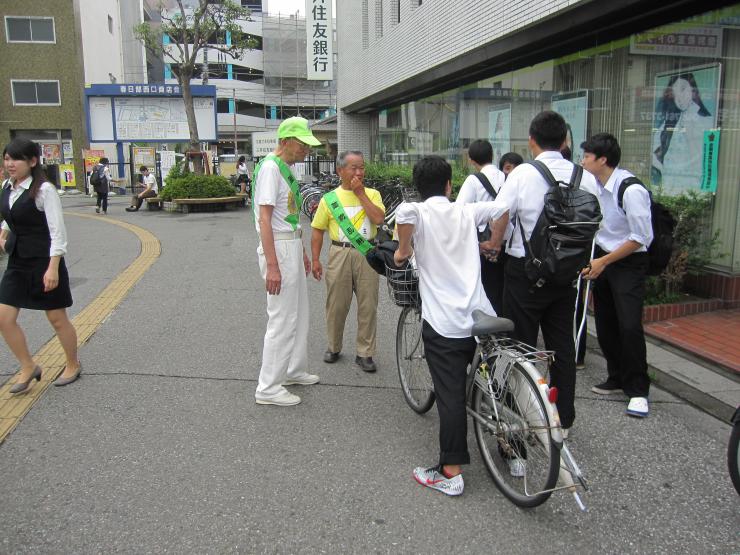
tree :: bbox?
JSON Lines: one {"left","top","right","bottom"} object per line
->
{"left": 135, "top": 0, "right": 256, "bottom": 173}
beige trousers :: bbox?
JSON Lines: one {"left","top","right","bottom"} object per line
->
{"left": 325, "top": 245, "right": 379, "bottom": 357}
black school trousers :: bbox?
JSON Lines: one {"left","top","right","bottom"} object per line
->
{"left": 592, "top": 248, "right": 650, "bottom": 398}
{"left": 503, "top": 256, "right": 578, "bottom": 429}
{"left": 480, "top": 251, "right": 507, "bottom": 316}
{"left": 422, "top": 321, "right": 477, "bottom": 466}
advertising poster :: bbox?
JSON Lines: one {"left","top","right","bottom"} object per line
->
{"left": 83, "top": 149, "right": 106, "bottom": 173}
{"left": 651, "top": 63, "right": 721, "bottom": 194}
{"left": 133, "top": 147, "right": 156, "bottom": 168}
{"left": 41, "top": 143, "right": 62, "bottom": 164}
{"left": 488, "top": 105, "right": 511, "bottom": 165}
{"left": 551, "top": 90, "right": 589, "bottom": 164}
{"left": 59, "top": 164, "right": 76, "bottom": 189}
{"left": 159, "top": 150, "right": 177, "bottom": 178}
{"left": 62, "top": 141, "right": 73, "bottom": 161}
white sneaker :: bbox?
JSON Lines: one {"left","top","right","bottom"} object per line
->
{"left": 284, "top": 373, "right": 320, "bottom": 385}
{"left": 626, "top": 396, "right": 649, "bottom": 418}
{"left": 255, "top": 391, "right": 301, "bottom": 406}
{"left": 508, "top": 458, "right": 526, "bottom": 477}
{"left": 562, "top": 428, "right": 570, "bottom": 440}
{"left": 412, "top": 466, "right": 464, "bottom": 496}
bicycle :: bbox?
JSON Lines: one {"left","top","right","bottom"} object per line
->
{"left": 386, "top": 264, "right": 588, "bottom": 509}
{"left": 729, "top": 405, "right": 740, "bottom": 495}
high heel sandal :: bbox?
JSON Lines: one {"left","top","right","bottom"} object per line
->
{"left": 52, "top": 361, "right": 82, "bottom": 387}
{"left": 9, "top": 365, "right": 42, "bottom": 394}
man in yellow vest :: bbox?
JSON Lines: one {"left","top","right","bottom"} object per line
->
{"left": 310, "top": 151, "right": 386, "bottom": 372}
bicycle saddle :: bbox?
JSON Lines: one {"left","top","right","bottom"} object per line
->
{"left": 471, "top": 310, "right": 515, "bottom": 336}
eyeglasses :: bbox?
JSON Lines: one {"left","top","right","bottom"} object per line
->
{"left": 291, "top": 138, "right": 311, "bottom": 148}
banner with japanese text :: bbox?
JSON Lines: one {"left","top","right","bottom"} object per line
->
{"left": 306, "top": 0, "right": 333, "bottom": 80}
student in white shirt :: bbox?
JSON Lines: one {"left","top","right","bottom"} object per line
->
{"left": 126, "top": 166, "right": 158, "bottom": 212}
{"left": 488, "top": 111, "right": 600, "bottom": 435}
{"left": 236, "top": 156, "right": 250, "bottom": 195}
{"left": 456, "top": 139, "right": 507, "bottom": 313}
{"left": 580, "top": 133, "right": 653, "bottom": 418}
{"left": 394, "top": 155, "right": 506, "bottom": 497}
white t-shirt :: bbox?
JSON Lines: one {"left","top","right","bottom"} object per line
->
{"left": 143, "top": 173, "right": 157, "bottom": 193}
{"left": 253, "top": 158, "right": 300, "bottom": 233}
{"left": 395, "top": 196, "right": 507, "bottom": 338}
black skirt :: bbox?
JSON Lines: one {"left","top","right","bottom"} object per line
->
{"left": 0, "top": 254, "right": 73, "bottom": 310}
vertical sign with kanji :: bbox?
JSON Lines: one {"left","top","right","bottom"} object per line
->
{"left": 306, "top": 0, "right": 333, "bottom": 80}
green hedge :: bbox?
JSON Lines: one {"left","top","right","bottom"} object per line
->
{"left": 160, "top": 174, "right": 234, "bottom": 201}
{"left": 364, "top": 161, "right": 469, "bottom": 197}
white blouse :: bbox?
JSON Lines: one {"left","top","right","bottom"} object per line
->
{"left": 1, "top": 177, "right": 68, "bottom": 256}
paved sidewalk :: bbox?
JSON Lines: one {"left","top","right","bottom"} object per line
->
{"left": 0, "top": 195, "right": 737, "bottom": 553}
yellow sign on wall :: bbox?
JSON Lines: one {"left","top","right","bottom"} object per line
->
{"left": 59, "top": 164, "right": 76, "bottom": 188}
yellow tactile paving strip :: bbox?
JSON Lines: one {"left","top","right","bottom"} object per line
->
{"left": 0, "top": 212, "right": 161, "bottom": 444}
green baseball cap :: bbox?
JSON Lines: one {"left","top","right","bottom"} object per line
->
{"left": 277, "top": 117, "right": 322, "bottom": 146}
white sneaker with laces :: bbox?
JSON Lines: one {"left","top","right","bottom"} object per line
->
{"left": 626, "top": 396, "right": 649, "bottom": 418}
{"left": 255, "top": 391, "right": 301, "bottom": 406}
{"left": 508, "top": 458, "right": 526, "bottom": 477}
{"left": 412, "top": 466, "right": 464, "bottom": 496}
{"left": 284, "top": 373, "right": 320, "bottom": 385}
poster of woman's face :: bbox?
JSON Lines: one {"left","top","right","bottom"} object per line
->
{"left": 651, "top": 63, "right": 721, "bottom": 195}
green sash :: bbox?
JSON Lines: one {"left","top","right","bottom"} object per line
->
{"left": 324, "top": 189, "right": 374, "bottom": 256}
{"left": 252, "top": 153, "right": 303, "bottom": 230}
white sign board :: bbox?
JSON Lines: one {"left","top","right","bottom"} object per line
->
{"left": 252, "top": 131, "right": 277, "bottom": 157}
{"left": 306, "top": 0, "right": 333, "bottom": 81}
{"left": 112, "top": 97, "right": 216, "bottom": 142}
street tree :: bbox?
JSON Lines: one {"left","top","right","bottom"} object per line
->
{"left": 134, "top": 0, "right": 256, "bottom": 173}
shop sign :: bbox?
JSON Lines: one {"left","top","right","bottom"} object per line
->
{"left": 59, "top": 164, "right": 76, "bottom": 188}
{"left": 630, "top": 26, "right": 722, "bottom": 58}
{"left": 252, "top": 131, "right": 277, "bottom": 157}
{"left": 701, "top": 130, "right": 720, "bottom": 193}
{"left": 306, "top": 0, "right": 333, "bottom": 80}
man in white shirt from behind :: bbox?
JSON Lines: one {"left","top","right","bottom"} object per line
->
{"left": 394, "top": 155, "right": 506, "bottom": 497}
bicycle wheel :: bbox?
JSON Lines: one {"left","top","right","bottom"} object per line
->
{"left": 728, "top": 414, "right": 740, "bottom": 495}
{"left": 396, "top": 306, "right": 434, "bottom": 414}
{"left": 472, "top": 360, "right": 559, "bottom": 507}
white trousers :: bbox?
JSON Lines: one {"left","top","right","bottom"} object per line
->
{"left": 256, "top": 238, "right": 310, "bottom": 399}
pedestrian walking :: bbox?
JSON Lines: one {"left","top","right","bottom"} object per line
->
{"left": 126, "top": 166, "right": 158, "bottom": 212}
{"left": 456, "top": 139, "right": 508, "bottom": 314}
{"left": 310, "top": 151, "right": 385, "bottom": 372}
{"left": 253, "top": 117, "right": 321, "bottom": 407}
{"left": 580, "top": 133, "right": 653, "bottom": 417}
{"left": 91, "top": 157, "right": 111, "bottom": 215}
{"left": 0, "top": 138, "right": 81, "bottom": 393}
{"left": 236, "top": 156, "right": 250, "bottom": 195}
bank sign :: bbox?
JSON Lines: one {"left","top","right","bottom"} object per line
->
{"left": 306, "top": 0, "right": 333, "bottom": 81}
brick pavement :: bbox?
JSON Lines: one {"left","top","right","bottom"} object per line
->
{"left": 645, "top": 308, "right": 740, "bottom": 374}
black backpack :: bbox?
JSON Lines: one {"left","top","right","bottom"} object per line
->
{"left": 518, "top": 161, "right": 602, "bottom": 288}
{"left": 89, "top": 164, "right": 102, "bottom": 188}
{"left": 617, "top": 176, "right": 675, "bottom": 276}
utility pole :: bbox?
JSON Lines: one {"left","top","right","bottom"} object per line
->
{"left": 233, "top": 87, "right": 238, "bottom": 157}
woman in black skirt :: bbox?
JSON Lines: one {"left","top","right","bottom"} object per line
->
{"left": 0, "top": 139, "right": 81, "bottom": 394}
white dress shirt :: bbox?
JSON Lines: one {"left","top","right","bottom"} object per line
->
{"left": 143, "top": 173, "right": 158, "bottom": 193}
{"left": 456, "top": 164, "right": 513, "bottom": 240}
{"left": 1, "top": 177, "right": 68, "bottom": 256}
{"left": 595, "top": 168, "right": 653, "bottom": 253}
{"left": 395, "top": 196, "right": 507, "bottom": 338}
{"left": 491, "top": 151, "right": 600, "bottom": 258}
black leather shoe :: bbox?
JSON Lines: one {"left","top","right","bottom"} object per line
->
{"left": 355, "top": 356, "right": 377, "bottom": 373}
{"left": 323, "top": 350, "right": 340, "bottom": 363}
{"left": 125, "top": 207, "right": 138, "bottom": 212}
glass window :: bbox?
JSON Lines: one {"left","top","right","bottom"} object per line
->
{"left": 11, "top": 80, "right": 60, "bottom": 105}
{"left": 5, "top": 17, "right": 55, "bottom": 43}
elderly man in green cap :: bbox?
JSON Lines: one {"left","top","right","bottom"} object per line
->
{"left": 253, "top": 117, "right": 322, "bottom": 407}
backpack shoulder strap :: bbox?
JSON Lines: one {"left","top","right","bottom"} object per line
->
{"left": 617, "top": 176, "right": 647, "bottom": 210}
{"left": 474, "top": 172, "right": 496, "bottom": 200}
{"left": 527, "top": 160, "right": 557, "bottom": 188}
{"left": 568, "top": 164, "right": 583, "bottom": 190}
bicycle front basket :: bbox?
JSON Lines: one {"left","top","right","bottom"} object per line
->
{"left": 385, "top": 264, "right": 420, "bottom": 307}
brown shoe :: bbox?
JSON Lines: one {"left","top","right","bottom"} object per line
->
{"left": 355, "top": 356, "right": 377, "bottom": 373}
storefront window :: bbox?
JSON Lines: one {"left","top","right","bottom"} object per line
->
{"left": 372, "top": 4, "right": 740, "bottom": 200}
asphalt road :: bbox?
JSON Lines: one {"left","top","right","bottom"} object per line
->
{"left": 0, "top": 195, "right": 737, "bottom": 554}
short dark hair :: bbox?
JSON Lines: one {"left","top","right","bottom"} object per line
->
{"left": 413, "top": 156, "right": 451, "bottom": 200}
{"left": 560, "top": 145, "right": 572, "bottom": 162}
{"left": 580, "top": 133, "right": 621, "bottom": 168}
{"left": 139, "top": 165, "right": 148, "bottom": 172}
{"left": 468, "top": 140, "right": 493, "bottom": 165}
{"left": 498, "top": 152, "right": 523, "bottom": 171}
{"left": 529, "top": 111, "right": 567, "bottom": 150}
{"left": 99, "top": 157, "right": 109, "bottom": 165}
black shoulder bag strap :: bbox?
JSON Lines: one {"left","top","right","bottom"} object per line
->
{"left": 617, "top": 176, "right": 648, "bottom": 211}
{"left": 474, "top": 172, "right": 497, "bottom": 200}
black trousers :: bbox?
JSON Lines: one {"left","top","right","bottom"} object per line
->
{"left": 592, "top": 248, "right": 650, "bottom": 397}
{"left": 131, "top": 189, "right": 157, "bottom": 210}
{"left": 480, "top": 252, "right": 507, "bottom": 315}
{"left": 96, "top": 191, "right": 108, "bottom": 212}
{"left": 503, "top": 257, "right": 578, "bottom": 428}
{"left": 422, "top": 321, "right": 477, "bottom": 466}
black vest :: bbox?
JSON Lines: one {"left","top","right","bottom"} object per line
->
{"left": 1, "top": 185, "right": 52, "bottom": 258}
